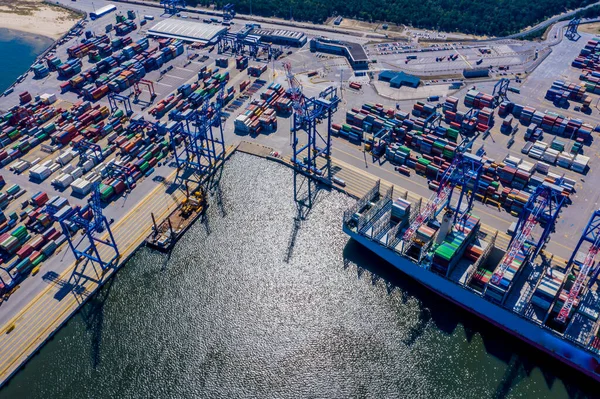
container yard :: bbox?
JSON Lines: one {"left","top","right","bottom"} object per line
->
{"left": 2, "top": 0, "right": 600, "bottom": 394}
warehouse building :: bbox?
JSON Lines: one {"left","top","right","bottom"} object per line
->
{"left": 309, "top": 37, "right": 369, "bottom": 70}
{"left": 378, "top": 70, "right": 420, "bottom": 88}
{"left": 250, "top": 28, "right": 307, "bottom": 47}
{"left": 147, "top": 19, "right": 227, "bottom": 45}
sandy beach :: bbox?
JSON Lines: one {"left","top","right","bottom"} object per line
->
{"left": 0, "top": 0, "right": 81, "bottom": 40}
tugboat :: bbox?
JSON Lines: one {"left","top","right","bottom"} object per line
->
{"left": 146, "top": 188, "right": 207, "bottom": 252}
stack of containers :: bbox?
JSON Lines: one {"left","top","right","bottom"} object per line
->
{"left": 542, "top": 148, "right": 559, "bottom": 164}
{"left": 115, "top": 20, "right": 137, "bottom": 35}
{"left": 248, "top": 64, "right": 267, "bottom": 77}
{"left": 572, "top": 154, "right": 590, "bottom": 173}
{"left": 470, "top": 266, "right": 493, "bottom": 292}
{"left": 499, "top": 101, "right": 513, "bottom": 116}
{"left": 234, "top": 82, "right": 284, "bottom": 135}
{"left": 464, "top": 90, "right": 494, "bottom": 109}
{"left": 464, "top": 243, "right": 483, "bottom": 262}
{"left": 57, "top": 59, "right": 83, "bottom": 78}
{"left": 32, "top": 63, "right": 50, "bottom": 78}
{"left": 528, "top": 141, "right": 547, "bottom": 160}
{"left": 443, "top": 97, "right": 459, "bottom": 112}
{"left": 484, "top": 244, "right": 530, "bottom": 304}
{"left": 572, "top": 37, "right": 600, "bottom": 70}
{"left": 545, "top": 80, "right": 586, "bottom": 103}
{"left": 391, "top": 198, "right": 410, "bottom": 220}
{"left": 431, "top": 215, "right": 479, "bottom": 276}
{"left": 46, "top": 55, "right": 62, "bottom": 71}
{"left": 236, "top": 56, "right": 248, "bottom": 70}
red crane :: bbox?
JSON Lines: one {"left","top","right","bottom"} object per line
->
{"left": 282, "top": 61, "right": 305, "bottom": 118}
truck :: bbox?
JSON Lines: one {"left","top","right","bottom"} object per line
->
{"left": 476, "top": 59, "right": 483, "bottom": 65}
{"left": 427, "top": 95, "right": 440, "bottom": 102}
{"left": 406, "top": 55, "right": 417, "bottom": 60}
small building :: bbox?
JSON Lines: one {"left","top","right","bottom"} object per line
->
{"left": 250, "top": 28, "right": 307, "bottom": 47}
{"left": 463, "top": 68, "right": 489, "bottom": 79}
{"left": 90, "top": 4, "right": 117, "bottom": 20}
{"left": 310, "top": 37, "right": 369, "bottom": 70}
{"left": 147, "top": 19, "right": 227, "bottom": 45}
{"left": 378, "top": 71, "right": 420, "bottom": 88}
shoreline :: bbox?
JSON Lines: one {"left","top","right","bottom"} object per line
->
{"left": 0, "top": 1, "right": 81, "bottom": 40}
{"left": 0, "top": 27, "right": 55, "bottom": 50}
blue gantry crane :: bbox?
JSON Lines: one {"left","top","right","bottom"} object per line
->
{"left": 104, "top": 161, "right": 135, "bottom": 191}
{"left": 565, "top": 18, "right": 581, "bottom": 41}
{"left": 223, "top": 3, "right": 236, "bottom": 21}
{"left": 160, "top": 0, "right": 185, "bottom": 14}
{"left": 218, "top": 27, "right": 272, "bottom": 60}
{"left": 489, "top": 181, "right": 565, "bottom": 287}
{"left": 284, "top": 60, "right": 340, "bottom": 210}
{"left": 492, "top": 78, "right": 510, "bottom": 107}
{"left": 108, "top": 92, "right": 133, "bottom": 116}
{"left": 401, "top": 150, "right": 483, "bottom": 254}
{"left": 556, "top": 210, "right": 600, "bottom": 323}
{"left": 73, "top": 139, "right": 104, "bottom": 165}
{"left": 46, "top": 182, "right": 120, "bottom": 271}
{"left": 168, "top": 86, "right": 226, "bottom": 182}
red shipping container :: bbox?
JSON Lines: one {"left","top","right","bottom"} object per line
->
{"left": 17, "top": 244, "right": 33, "bottom": 260}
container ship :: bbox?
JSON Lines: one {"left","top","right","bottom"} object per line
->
{"left": 343, "top": 178, "right": 600, "bottom": 382}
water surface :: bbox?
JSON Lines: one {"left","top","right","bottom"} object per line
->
{"left": 0, "top": 153, "right": 596, "bottom": 398}
{"left": 0, "top": 28, "right": 52, "bottom": 93}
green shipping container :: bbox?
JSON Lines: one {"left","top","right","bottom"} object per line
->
{"left": 11, "top": 225, "right": 27, "bottom": 238}
{"left": 139, "top": 162, "right": 150, "bottom": 172}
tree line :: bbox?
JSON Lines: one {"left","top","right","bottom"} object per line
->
{"left": 185, "top": 0, "right": 594, "bottom": 37}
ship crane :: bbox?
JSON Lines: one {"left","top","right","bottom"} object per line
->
{"left": 282, "top": 61, "right": 340, "bottom": 212}
{"left": 282, "top": 61, "right": 305, "bottom": 119}
{"left": 402, "top": 165, "right": 456, "bottom": 249}
{"left": 556, "top": 210, "right": 600, "bottom": 323}
{"left": 46, "top": 182, "right": 120, "bottom": 272}
{"left": 168, "top": 84, "right": 226, "bottom": 183}
{"left": 491, "top": 199, "right": 547, "bottom": 285}
{"left": 490, "top": 182, "right": 565, "bottom": 286}
{"left": 402, "top": 151, "right": 483, "bottom": 253}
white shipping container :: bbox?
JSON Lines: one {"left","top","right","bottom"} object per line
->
{"left": 504, "top": 155, "right": 521, "bottom": 167}
{"left": 82, "top": 159, "right": 95, "bottom": 172}
{"left": 62, "top": 164, "right": 75, "bottom": 174}
{"left": 57, "top": 174, "right": 74, "bottom": 189}
{"left": 31, "top": 157, "right": 41, "bottom": 166}
{"left": 107, "top": 132, "right": 118, "bottom": 143}
{"left": 12, "top": 160, "right": 30, "bottom": 173}
{"left": 88, "top": 174, "right": 102, "bottom": 184}
{"left": 71, "top": 167, "right": 84, "bottom": 179}
{"left": 41, "top": 144, "right": 56, "bottom": 153}
{"left": 536, "top": 162, "right": 550, "bottom": 174}
{"left": 50, "top": 163, "right": 61, "bottom": 173}
{"left": 57, "top": 150, "right": 74, "bottom": 165}
{"left": 71, "top": 178, "right": 92, "bottom": 195}
{"left": 29, "top": 166, "right": 51, "bottom": 181}
{"left": 517, "top": 161, "right": 535, "bottom": 174}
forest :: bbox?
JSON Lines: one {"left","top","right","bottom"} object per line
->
{"left": 186, "top": 0, "right": 594, "bottom": 37}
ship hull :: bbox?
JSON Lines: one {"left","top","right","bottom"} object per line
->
{"left": 344, "top": 225, "right": 600, "bottom": 382}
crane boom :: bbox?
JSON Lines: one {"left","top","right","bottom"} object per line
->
{"left": 402, "top": 160, "right": 459, "bottom": 247}
{"left": 556, "top": 238, "right": 600, "bottom": 323}
{"left": 491, "top": 199, "right": 547, "bottom": 285}
{"left": 282, "top": 61, "right": 305, "bottom": 118}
